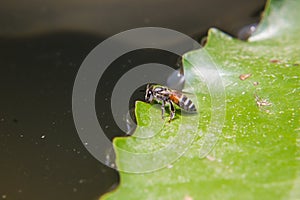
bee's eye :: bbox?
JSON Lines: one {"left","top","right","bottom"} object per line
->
{"left": 145, "top": 90, "right": 153, "bottom": 102}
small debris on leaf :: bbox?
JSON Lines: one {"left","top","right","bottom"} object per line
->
{"left": 293, "top": 63, "right": 299, "bottom": 66}
{"left": 255, "top": 94, "right": 272, "bottom": 108}
{"left": 184, "top": 195, "right": 193, "bottom": 200}
{"left": 239, "top": 73, "right": 252, "bottom": 80}
{"left": 206, "top": 155, "right": 216, "bottom": 161}
{"left": 269, "top": 59, "right": 281, "bottom": 63}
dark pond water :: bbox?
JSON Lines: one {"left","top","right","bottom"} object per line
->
{"left": 0, "top": 1, "right": 266, "bottom": 199}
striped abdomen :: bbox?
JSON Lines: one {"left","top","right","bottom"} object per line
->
{"left": 170, "top": 93, "right": 197, "bottom": 112}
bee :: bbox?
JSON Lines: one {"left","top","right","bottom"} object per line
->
{"left": 145, "top": 84, "right": 197, "bottom": 122}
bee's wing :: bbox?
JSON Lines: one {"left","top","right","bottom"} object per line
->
{"left": 170, "top": 88, "right": 193, "bottom": 95}
{"left": 181, "top": 91, "right": 194, "bottom": 95}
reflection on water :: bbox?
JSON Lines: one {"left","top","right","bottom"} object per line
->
{"left": 125, "top": 108, "right": 136, "bottom": 135}
{"left": 166, "top": 67, "right": 185, "bottom": 91}
{"left": 0, "top": 32, "right": 119, "bottom": 200}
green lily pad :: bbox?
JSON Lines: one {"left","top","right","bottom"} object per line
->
{"left": 101, "top": 0, "right": 300, "bottom": 199}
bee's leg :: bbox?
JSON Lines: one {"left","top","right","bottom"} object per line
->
{"left": 161, "top": 101, "right": 166, "bottom": 120}
{"left": 168, "top": 100, "right": 175, "bottom": 122}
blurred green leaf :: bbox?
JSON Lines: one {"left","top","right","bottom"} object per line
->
{"left": 102, "top": 0, "right": 300, "bottom": 199}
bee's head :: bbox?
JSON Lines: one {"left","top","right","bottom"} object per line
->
{"left": 145, "top": 84, "right": 154, "bottom": 102}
